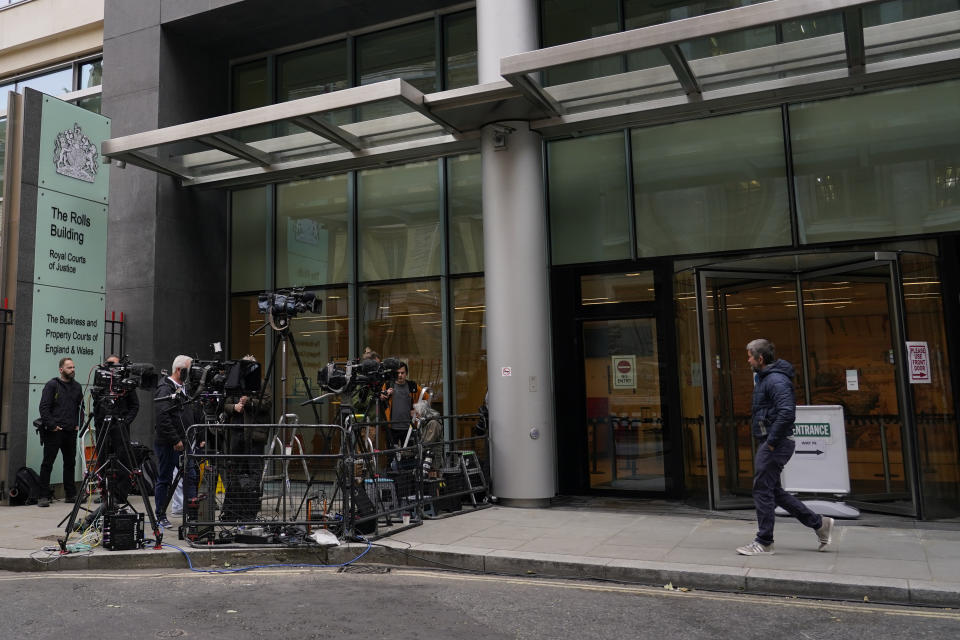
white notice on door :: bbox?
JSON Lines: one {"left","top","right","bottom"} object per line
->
{"left": 845, "top": 369, "right": 859, "bottom": 391}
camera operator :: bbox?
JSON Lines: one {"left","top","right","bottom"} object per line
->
{"left": 153, "top": 355, "right": 200, "bottom": 529}
{"left": 220, "top": 355, "right": 272, "bottom": 522}
{"left": 37, "top": 357, "right": 84, "bottom": 507}
{"left": 379, "top": 362, "right": 429, "bottom": 449}
{"left": 93, "top": 355, "right": 141, "bottom": 464}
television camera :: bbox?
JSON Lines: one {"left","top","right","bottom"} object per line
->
{"left": 92, "top": 357, "right": 158, "bottom": 399}
{"left": 316, "top": 356, "right": 402, "bottom": 396}
{"left": 257, "top": 288, "right": 322, "bottom": 321}
{"left": 185, "top": 358, "right": 262, "bottom": 397}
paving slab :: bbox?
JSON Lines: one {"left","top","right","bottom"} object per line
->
{"left": 2, "top": 500, "right": 960, "bottom": 608}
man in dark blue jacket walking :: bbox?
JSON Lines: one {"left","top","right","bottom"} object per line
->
{"left": 737, "top": 339, "right": 834, "bottom": 556}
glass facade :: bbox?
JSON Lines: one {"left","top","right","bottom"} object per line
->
{"left": 548, "top": 81, "right": 960, "bottom": 263}
{"left": 277, "top": 175, "right": 350, "bottom": 287}
{"left": 358, "top": 161, "right": 442, "bottom": 281}
{"left": 791, "top": 81, "right": 960, "bottom": 244}
{"left": 548, "top": 132, "right": 630, "bottom": 264}
{"left": 447, "top": 153, "right": 483, "bottom": 274}
{"left": 901, "top": 253, "right": 960, "bottom": 518}
{"left": 0, "top": 56, "right": 103, "bottom": 114}
{"left": 633, "top": 108, "right": 790, "bottom": 257}
{"left": 452, "top": 277, "right": 486, "bottom": 420}
{"left": 230, "top": 153, "right": 482, "bottom": 424}
{"left": 231, "top": 187, "right": 271, "bottom": 293}
{"left": 218, "top": 2, "right": 960, "bottom": 517}
{"left": 229, "top": 10, "right": 477, "bottom": 114}
{"left": 359, "top": 280, "right": 444, "bottom": 406}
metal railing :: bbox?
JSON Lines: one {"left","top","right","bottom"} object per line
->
{"left": 178, "top": 413, "right": 489, "bottom": 545}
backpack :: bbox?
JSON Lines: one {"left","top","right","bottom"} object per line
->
{"left": 8, "top": 466, "right": 42, "bottom": 505}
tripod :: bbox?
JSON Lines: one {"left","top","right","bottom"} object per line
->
{"left": 59, "top": 398, "right": 162, "bottom": 551}
{"left": 253, "top": 310, "right": 324, "bottom": 520}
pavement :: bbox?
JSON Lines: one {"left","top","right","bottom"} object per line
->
{"left": 2, "top": 496, "right": 960, "bottom": 608}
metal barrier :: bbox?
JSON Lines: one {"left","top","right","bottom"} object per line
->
{"left": 179, "top": 413, "right": 489, "bottom": 546}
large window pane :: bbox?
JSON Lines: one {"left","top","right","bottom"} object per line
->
{"left": 625, "top": 1, "right": 775, "bottom": 71}
{"left": 901, "top": 253, "right": 960, "bottom": 518}
{"left": 74, "top": 95, "right": 101, "bottom": 114}
{"left": 452, "top": 277, "right": 486, "bottom": 422}
{"left": 278, "top": 42, "right": 348, "bottom": 102}
{"left": 358, "top": 161, "right": 441, "bottom": 281}
{"left": 863, "top": 0, "right": 960, "bottom": 26}
{"left": 791, "top": 81, "right": 960, "bottom": 245}
{"left": 447, "top": 153, "right": 482, "bottom": 274}
{"left": 358, "top": 20, "right": 436, "bottom": 120}
{"left": 674, "top": 269, "right": 708, "bottom": 505}
{"left": 231, "top": 187, "right": 270, "bottom": 293}
{"left": 541, "top": 0, "right": 620, "bottom": 85}
{"left": 18, "top": 68, "right": 73, "bottom": 97}
{"left": 80, "top": 59, "right": 103, "bottom": 89}
{"left": 444, "top": 11, "right": 478, "bottom": 90}
{"left": 276, "top": 175, "right": 350, "bottom": 287}
{"left": 283, "top": 288, "right": 351, "bottom": 426}
{"left": 632, "top": 108, "right": 790, "bottom": 257}
{"left": 230, "top": 295, "right": 267, "bottom": 364}
{"left": 359, "top": 281, "right": 443, "bottom": 408}
{"left": 0, "top": 84, "right": 11, "bottom": 113}
{"left": 548, "top": 132, "right": 630, "bottom": 264}
{"left": 232, "top": 60, "right": 270, "bottom": 111}
{"left": 231, "top": 59, "right": 270, "bottom": 141}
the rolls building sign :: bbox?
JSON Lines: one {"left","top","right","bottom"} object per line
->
{"left": 0, "top": 88, "right": 110, "bottom": 493}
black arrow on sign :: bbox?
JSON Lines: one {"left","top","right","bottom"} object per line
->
{"left": 795, "top": 449, "right": 824, "bottom": 455}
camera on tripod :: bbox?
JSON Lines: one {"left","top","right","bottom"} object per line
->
{"left": 185, "top": 358, "right": 262, "bottom": 396}
{"left": 317, "top": 357, "right": 402, "bottom": 395}
{"left": 92, "top": 357, "right": 158, "bottom": 397}
{"left": 257, "top": 288, "right": 322, "bottom": 319}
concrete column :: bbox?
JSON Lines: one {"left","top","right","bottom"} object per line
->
{"left": 478, "top": 0, "right": 556, "bottom": 506}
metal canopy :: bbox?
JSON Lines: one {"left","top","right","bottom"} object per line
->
{"left": 102, "top": 78, "right": 483, "bottom": 188}
{"left": 102, "top": 0, "right": 960, "bottom": 189}
{"left": 502, "top": 0, "right": 960, "bottom": 136}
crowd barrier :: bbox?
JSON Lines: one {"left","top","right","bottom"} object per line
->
{"left": 178, "top": 414, "right": 489, "bottom": 546}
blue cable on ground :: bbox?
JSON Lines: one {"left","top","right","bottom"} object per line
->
{"left": 161, "top": 537, "right": 372, "bottom": 574}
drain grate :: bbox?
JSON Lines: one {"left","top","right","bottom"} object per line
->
{"left": 337, "top": 564, "right": 391, "bottom": 574}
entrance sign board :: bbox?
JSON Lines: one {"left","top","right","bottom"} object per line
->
{"left": 611, "top": 354, "right": 636, "bottom": 389}
{"left": 906, "top": 341, "right": 931, "bottom": 384}
{"left": 17, "top": 91, "right": 110, "bottom": 478}
{"left": 781, "top": 405, "right": 850, "bottom": 494}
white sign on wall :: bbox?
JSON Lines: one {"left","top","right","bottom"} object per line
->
{"left": 906, "top": 341, "right": 931, "bottom": 384}
{"left": 611, "top": 354, "right": 636, "bottom": 389}
{"left": 781, "top": 405, "right": 850, "bottom": 494}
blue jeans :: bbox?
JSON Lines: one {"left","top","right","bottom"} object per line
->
{"left": 753, "top": 438, "right": 822, "bottom": 545}
{"left": 154, "top": 442, "right": 198, "bottom": 519}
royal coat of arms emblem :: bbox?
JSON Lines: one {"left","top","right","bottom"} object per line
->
{"left": 53, "top": 123, "right": 99, "bottom": 183}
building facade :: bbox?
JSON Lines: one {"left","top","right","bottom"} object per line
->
{"left": 3, "top": 0, "right": 959, "bottom": 518}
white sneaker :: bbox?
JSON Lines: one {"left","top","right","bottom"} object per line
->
{"left": 816, "top": 516, "right": 835, "bottom": 550}
{"left": 737, "top": 540, "right": 774, "bottom": 556}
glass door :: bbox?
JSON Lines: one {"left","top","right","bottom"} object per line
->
{"left": 582, "top": 317, "right": 665, "bottom": 492}
{"left": 696, "top": 256, "right": 919, "bottom": 515}
{"left": 801, "top": 265, "right": 915, "bottom": 513}
{"left": 702, "top": 275, "right": 804, "bottom": 507}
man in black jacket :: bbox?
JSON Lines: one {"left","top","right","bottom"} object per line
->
{"left": 153, "top": 355, "right": 197, "bottom": 528}
{"left": 736, "top": 339, "right": 834, "bottom": 556}
{"left": 37, "top": 357, "right": 84, "bottom": 507}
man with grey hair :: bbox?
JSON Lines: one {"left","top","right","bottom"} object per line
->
{"left": 737, "top": 338, "right": 834, "bottom": 556}
{"left": 153, "top": 355, "right": 197, "bottom": 529}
